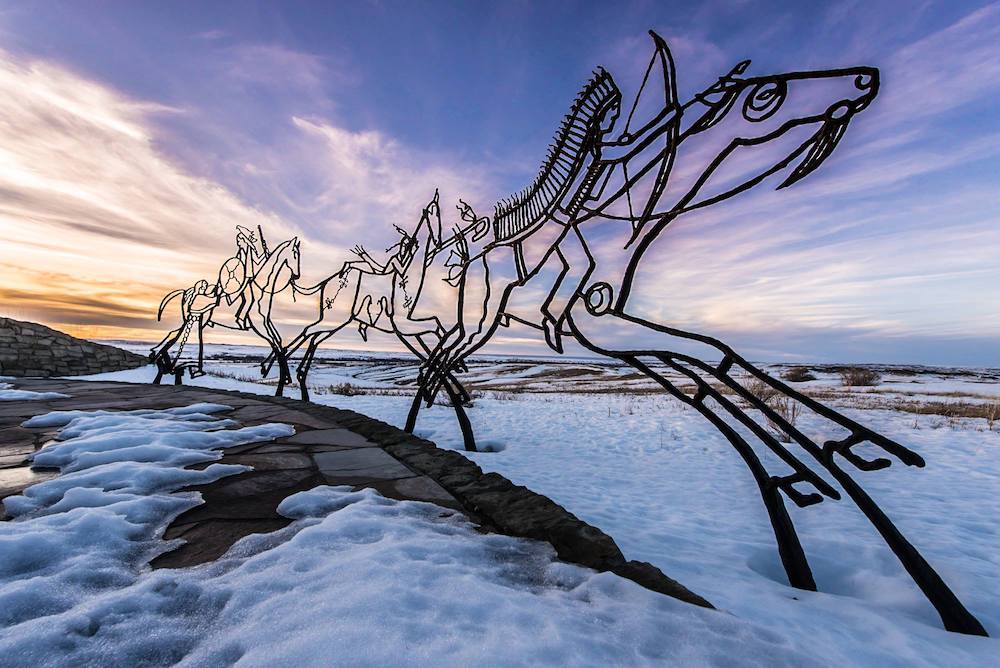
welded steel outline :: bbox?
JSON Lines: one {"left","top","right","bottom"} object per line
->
{"left": 409, "top": 31, "right": 987, "bottom": 636}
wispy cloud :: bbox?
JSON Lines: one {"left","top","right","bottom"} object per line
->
{"left": 0, "top": 45, "right": 494, "bottom": 344}
{"left": 0, "top": 49, "right": 303, "bottom": 337}
{"left": 0, "top": 2, "right": 997, "bottom": 364}
{"left": 879, "top": 3, "right": 1000, "bottom": 121}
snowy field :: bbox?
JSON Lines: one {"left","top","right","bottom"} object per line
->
{"left": 3, "top": 343, "right": 998, "bottom": 665}
{"left": 4, "top": 402, "right": 807, "bottom": 666}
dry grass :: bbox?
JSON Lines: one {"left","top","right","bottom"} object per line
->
{"left": 840, "top": 367, "right": 882, "bottom": 387}
{"left": 781, "top": 366, "right": 817, "bottom": 382}
{"left": 767, "top": 398, "right": 801, "bottom": 442}
{"left": 206, "top": 368, "right": 273, "bottom": 384}
{"left": 317, "top": 382, "right": 407, "bottom": 397}
{"left": 743, "top": 375, "right": 781, "bottom": 404}
{"left": 988, "top": 401, "right": 1000, "bottom": 431}
{"left": 742, "top": 374, "right": 799, "bottom": 442}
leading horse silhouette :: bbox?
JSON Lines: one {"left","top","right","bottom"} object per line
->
{"left": 152, "top": 236, "right": 301, "bottom": 395}
{"left": 415, "top": 32, "right": 986, "bottom": 636}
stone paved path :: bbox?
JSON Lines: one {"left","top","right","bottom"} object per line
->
{"left": 0, "top": 377, "right": 711, "bottom": 608}
{"left": 1, "top": 378, "right": 461, "bottom": 568}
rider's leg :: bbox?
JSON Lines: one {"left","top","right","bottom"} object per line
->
{"left": 539, "top": 225, "right": 595, "bottom": 353}
{"left": 234, "top": 293, "right": 250, "bottom": 328}
{"left": 428, "top": 249, "right": 519, "bottom": 396}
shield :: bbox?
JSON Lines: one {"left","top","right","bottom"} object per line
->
{"left": 218, "top": 256, "right": 247, "bottom": 297}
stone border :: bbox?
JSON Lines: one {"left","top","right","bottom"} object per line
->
{"left": 3, "top": 378, "right": 710, "bottom": 608}
{"left": 0, "top": 318, "right": 146, "bottom": 377}
{"left": 212, "top": 387, "right": 712, "bottom": 608}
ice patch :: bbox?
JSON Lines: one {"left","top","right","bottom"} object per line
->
{"left": 1, "top": 484, "right": 822, "bottom": 667}
{"left": 0, "top": 403, "right": 293, "bottom": 642}
{"left": 0, "top": 381, "right": 69, "bottom": 401}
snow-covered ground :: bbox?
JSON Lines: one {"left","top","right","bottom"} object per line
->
{"left": 0, "top": 378, "right": 69, "bottom": 401}
{"left": 4, "top": 400, "right": 830, "bottom": 667}
{"left": 5, "top": 343, "right": 998, "bottom": 665}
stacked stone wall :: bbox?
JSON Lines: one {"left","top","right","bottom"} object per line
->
{"left": 0, "top": 317, "right": 147, "bottom": 377}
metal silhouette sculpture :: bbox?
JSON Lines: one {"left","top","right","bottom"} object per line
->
{"left": 403, "top": 32, "right": 985, "bottom": 636}
{"left": 274, "top": 191, "right": 489, "bottom": 447}
{"left": 147, "top": 30, "right": 987, "bottom": 637}
{"left": 151, "top": 226, "right": 301, "bottom": 394}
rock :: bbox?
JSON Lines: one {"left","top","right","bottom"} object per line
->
{"left": 313, "top": 448, "right": 415, "bottom": 480}
{"left": 612, "top": 561, "right": 713, "bottom": 608}
{"left": 0, "top": 317, "right": 146, "bottom": 377}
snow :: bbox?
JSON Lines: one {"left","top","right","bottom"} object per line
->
{"left": 22, "top": 350, "right": 1000, "bottom": 664}
{"left": 3, "top": 404, "right": 825, "bottom": 667}
{"left": 0, "top": 381, "right": 69, "bottom": 401}
{"left": 0, "top": 403, "right": 296, "bottom": 662}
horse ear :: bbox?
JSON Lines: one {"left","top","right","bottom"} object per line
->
{"left": 731, "top": 60, "right": 751, "bottom": 76}
{"left": 648, "top": 30, "right": 679, "bottom": 110}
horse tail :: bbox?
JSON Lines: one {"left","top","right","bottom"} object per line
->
{"left": 157, "top": 289, "right": 185, "bottom": 321}
{"left": 293, "top": 270, "right": 345, "bottom": 296}
{"left": 292, "top": 279, "right": 326, "bottom": 296}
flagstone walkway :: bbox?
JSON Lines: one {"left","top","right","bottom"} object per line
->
{"left": 0, "top": 377, "right": 710, "bottom": 608}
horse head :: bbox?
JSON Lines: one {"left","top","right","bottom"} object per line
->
{"left": 660, "top": 56, "right": 878, "bottom": 218}
{"left": 599, "top": 32, "right": 879, "bottom": 306}
{"left": 290, "top": 237, "right": 301, "bottom": 280}
{"left": 261, "top": 237, "right": 300, "bottom": 292}
{"left": 421, "top": 190, "right": 443, "bottom": 249}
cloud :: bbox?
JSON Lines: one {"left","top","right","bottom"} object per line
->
{"left": 0, "top": 45, "right": 495, "bottom": 346}
{"left": 194, "top": 29, "right": 228, "bottom": 41}
{"left": 220, "top": 43, "right": 337, "bottom": 94}
{"left": 0, "top": 48, "right": 310, "bottom": 338}
{"left": 879, "top": 3, "right": 1000, "bottom": 121}
{"left": 0, "top": 4, "right": 997, "bottom": 365}
{"left": 286, "top": 117, "right": 493, "bottom": 241}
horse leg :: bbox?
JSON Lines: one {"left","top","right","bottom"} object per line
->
{"left": 273, "top": 343, "right": 288, "bottom": 397}
{"left": 190, "top": 317, "right": 207, "bottom": 378}
{"left": 275, "top": 330, "right": 310, "bottom": 377}
{"left": 401, "top": 367, "right": 475, "bottom": 451}
{"left": 565, "top": 301, "right": 987, "bottom": 635}
{"left": 404, "top": 388, "right": 424, "bottom": 434}
{"left": 297, "top": 335, "right": 317, "bottom": 401}
{"left": 668, "top": 343, "right": 987, "bottom": 636}
{"left": 150, "top": 327, "right": 179, "bottom": 360}
{"left": 151, "top": 327, "right": 183, "bottom": 384}
{"left": 153, "top": 351, "right": 169, "bottom": 384}
{"left": 297, "top": 332, "right": 332, "bottom": 402}
{"left": 439, "top": 376, "right": 476, "bottom": 452}
{"left": 566, "top": 315, "right": 817, "bottom": 590}
{"left": 446, "top": 372, "right": 473, "bottom": 406}
{"left": 269, "top": 326, "right": 294, "bottom": 394}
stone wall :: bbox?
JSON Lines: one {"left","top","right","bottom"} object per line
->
{"left": 0, "top": 317, "right": 147, "bottom": 377}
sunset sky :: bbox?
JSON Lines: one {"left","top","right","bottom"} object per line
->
{"left": 0, "top": 1, "right": 997, "bottom": 364}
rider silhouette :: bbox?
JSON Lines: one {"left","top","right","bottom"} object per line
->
{"left": 231, "top": 225, "right": 268, "bottom": 328}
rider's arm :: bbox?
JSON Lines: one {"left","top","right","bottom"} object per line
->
{"left": 596, "top": 106, "right": 679, "bottom": 163}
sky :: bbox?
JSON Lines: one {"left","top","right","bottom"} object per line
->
{"left": 0, "top": 0, "right": 997, "bottom": 365}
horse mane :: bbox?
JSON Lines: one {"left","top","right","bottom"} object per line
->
{"left": 253, "top": 238, "right": 297, "bottom": 291}
{"left": 492, "top": 68, "right": 620, "bottom": 243}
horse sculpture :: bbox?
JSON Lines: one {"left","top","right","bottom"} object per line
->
{"left": 274, "top": 192, "right": 490, "bottom": 446}
{"left": 147, "top": 29, "right": 986, "bottom": 637}
{"left": 152, "top": 231, "right": 301, "bottom": 395}
{"left": 408, "top": 32, "right": 986, "bottom": 636}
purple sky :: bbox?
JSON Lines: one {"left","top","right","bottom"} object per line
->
{"left": 0, "top": 1, "right": 997, "bottom": 364}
